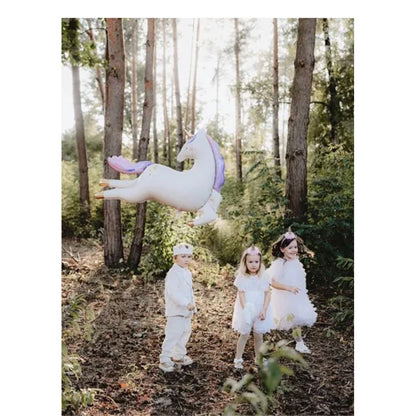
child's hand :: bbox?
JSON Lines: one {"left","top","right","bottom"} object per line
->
{"left": 290, "top": 286, "right": 300, "bottom": 294}
{"left": 259, "top": 312, "right": 266, "bottom": 320}
{"left": 187, "top": 303, "right": 195, "bottom": 311}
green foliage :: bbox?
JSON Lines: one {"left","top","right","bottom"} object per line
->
{"left": 331, "top": 256, "right": 354, "bottom": 327}
{"left": 61, "top": 18, "right": 104, "bottom": 67}
{"left": 216, "top": 155, "right": 286, "bottom": 264}
{"left": 62, "top": 342, "right": 97, "bottom": 412}
{"left": 62, "top": 294, "right": 96, "bottom": 342}
{"left": 223, "top": 340, "right": 306, "bottom": 415}
{"left": 62, "top": 295, "right": 98, "bottom": 412}
{"left": 61, "top": 113, "right": 104, "bottom": 162}
{"left": 135, "top": 203, "right": 204, "bottom": 280}
{"left": 297, "top": 144, "right": 354, "bottom": 286}
{"left": 61, "top": 156, "right": 104, "bottom": 238}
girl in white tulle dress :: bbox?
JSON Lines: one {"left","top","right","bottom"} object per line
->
{"left": 231, "top": 246, "right": 275, "bottom": 369}
{"left": 267, "top": 231, "right": 317, "bottom": 354}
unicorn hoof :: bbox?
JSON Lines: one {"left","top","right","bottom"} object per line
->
{"left": 99, "top": 179, "right": 110, "bottom": 187}
{"left": 95, "top": 192, "right": 104, "bottom": 200}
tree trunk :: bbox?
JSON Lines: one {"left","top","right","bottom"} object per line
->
{"left": 131, "top": 19, "right": 139, "bottom": 160}
{"left": 184, "top": 19, "right": 195, "bottom": 131}
{"left": 272, "top": 18, "right": 281, "bottom": 177}
{"left": 172, "top": 18, "right": 184, "bottom": 171}
{"left": 162, "top": 19, "right": 171, "bottom": 166}
{"left": 322, "top": 18, "right": 341, "bottom": 145}
{"left": 191, "top": 18, "right": 200, "bottom": 134}
{"left": 128, "top": 18, "right": 155, "bottom": 271}
{"left": 234, "top": 18, "right": 242, "bottom": 182}
{"left": 86, "top": 18, "right": 105, "bottom": 111}
{"left": 103, "top": 18, "right": 125, "bottom": 267}
{"left": 215, "top": 52, "right": 221, "bottom": 126}
{"left": 153, "top": 21, "right": 159, "bottom": 163}
{"left": 285, "top": 18, "right": 316, "bottom": 220}
{"left": 71, "top": 64, "right": 91, "bottom": 219}
{"left": 68, "top": 18, "right": 90, "bottom": 221}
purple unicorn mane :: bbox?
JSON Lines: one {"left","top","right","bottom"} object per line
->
{"left": 206, "top": 135, "right": 225, "bottom": 192}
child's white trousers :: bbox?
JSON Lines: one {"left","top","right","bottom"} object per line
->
{"left": 160, "top": 316, "right": 192, "bottom": 363}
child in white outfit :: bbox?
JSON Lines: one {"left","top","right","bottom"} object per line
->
{"left": 267, "top": 231, "right": 317, "bottom": 354}
{"left": 159, "top": 243, "right": 196, "bottom": 372}
{"left": 232, "top": 245, "right": 275, "bottom": 369}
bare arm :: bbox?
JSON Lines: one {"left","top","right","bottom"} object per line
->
{"left": 259, "top": 289, "right": 271, "bottom": 320}
{"left": 270, "top": 280, "right": 300, "bottom": 294}
{"left": 238, "top": 290, "right": 246, "bottom": 308}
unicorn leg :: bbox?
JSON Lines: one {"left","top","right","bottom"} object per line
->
{"left": 190, "top": 190, "right": 222, "bottom": 226}
{"left": 99, "top": 178, "right": 138, "bottom": 188}
{"left": 94, "top": 187, "right": 148, "bottom": 204}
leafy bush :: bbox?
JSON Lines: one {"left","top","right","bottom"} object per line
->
{"left": 215, "top": 158, "right": 287, "bottom": 265}
{"left": 62, "top": 295, "right": 97, "bottom": 412}
{"left": 223, "top": 340, "right": 306, "bottom": 415}
{"left": 62, "top": 342, "right": 97, "bottom": 413}
{"left": 61, "top": 156, "right": 104, "bottom": 238}
{"left": 136, "top": 203, "right": 203, "bottom": 280}
{"left": 297, "top": 144, "right": 354, "bottom": 286}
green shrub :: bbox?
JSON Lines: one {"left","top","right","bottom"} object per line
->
{"left": 62, "top": 295, "right": 97, "bottom": 412}
{"left": 62, "top": 342, "right": 97, "bottom": 413}
{"left": 223, "top": 340, "right": 306, "bottom": 415}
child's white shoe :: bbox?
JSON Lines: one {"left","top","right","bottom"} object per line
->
{"left": 159, "top": 361, "right": 175, "bottom": 372}
{"left": 233, "top": 358, "right": 244, "bottom": 369}
{"left": 295, "top": 341, "right": 311, "bottom": 354}
{"left": 173, "top": 355, "right": 193, "bottom": 366}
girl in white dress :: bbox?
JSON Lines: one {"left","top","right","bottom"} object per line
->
{"left": 267, "top": 232, "right": 317, "bottom": 354}
{"left": 231, "top": 245, "right": 275, "bottom": 369}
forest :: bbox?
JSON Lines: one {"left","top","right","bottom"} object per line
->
{"left": 61, "top": 18, "right": 354, "bottom": 415}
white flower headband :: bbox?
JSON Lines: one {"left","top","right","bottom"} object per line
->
{"left": 281, "top": 231, "right": 296, "bottom": 245}
{"left": 244, "top": 245, "right": 261, "bottom": 256}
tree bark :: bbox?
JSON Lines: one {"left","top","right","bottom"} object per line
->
{"left": 68, "top": 18, "right": 90, "bottom": 221}
{"left": 184, "top": 19, "right": 195, "bottom": 131}
{"left": 103, "top": 18, "right": 125, "bottom": 267}
{"left": 285, "top": 18, "right": 316, "bottom": 220}
{"left": 153, "top": 21, "right": 159, "bottom": 163}
{"left": 72, "top": 64, "right": 91, "bottom": 219}
{"left": 86, "top": 18, "right": 105, "bottom": 111}
{"left": 214, "top": 52, "right": 221, "bottom": 126}
{"left": 131, "top": 19, "right": 139, "bottom": 160}
{"left": 191, "top": 18, "right": 200, "bottom": 134}
{"left": 172, "top": 18, "right": 184, "bottom": 171}
{"left": 128, "top": 18, "right": 155, "bottom": 271}
{"left": 162, "top": 19, "right": 171, "bottom": 166}
{"left": 272, "top": 18, "right": 281, "bottom": 177}
{"left": 234, "top": 18, "right": 242, "bottom": 182}
{"left": 322, "top": 18, "right": 341, "bottom": 144}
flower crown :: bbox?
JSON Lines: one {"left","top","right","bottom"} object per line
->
{"left": 244, "top": 245, "right": 261, "bottom": 256}
{"left": 281, "top": 231, "right": 296, "bottom": 245}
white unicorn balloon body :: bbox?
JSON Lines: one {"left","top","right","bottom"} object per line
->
{"left": 95, "top": 129, "right": 225, "bottom": 226}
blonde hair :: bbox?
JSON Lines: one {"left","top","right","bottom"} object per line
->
{"left": 236, "top": 245, "right": 266, "bottom": 277}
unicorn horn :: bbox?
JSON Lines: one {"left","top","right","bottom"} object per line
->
{"left": 184, "top": 129, "right": 193, "bottom": 139}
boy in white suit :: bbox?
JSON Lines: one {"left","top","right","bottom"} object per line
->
{"left": 159, "top": 243, "right": 196, "bottom": 372}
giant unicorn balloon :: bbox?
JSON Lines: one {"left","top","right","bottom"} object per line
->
{"left": 95, "top": 129, "right": 225, "bottom": 226}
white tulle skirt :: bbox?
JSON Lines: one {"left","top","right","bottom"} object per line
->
{"left": 268, "top": 258, "right": 317, "bottom": 330}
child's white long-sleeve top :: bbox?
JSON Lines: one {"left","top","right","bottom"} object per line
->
{"left": 164, "top": 263, "right": 196, "bottom": 317}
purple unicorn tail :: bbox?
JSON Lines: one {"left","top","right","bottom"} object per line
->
{"left": 108, "top": 156, "right": 153, "bottom": 175}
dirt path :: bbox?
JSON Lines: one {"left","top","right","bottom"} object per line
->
{"left": 62, "top": 238, "right": 353, "bottom": 415}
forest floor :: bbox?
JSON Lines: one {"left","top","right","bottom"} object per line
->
{"left": 62, "top": 238, "right": 353, "bottom": 416}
